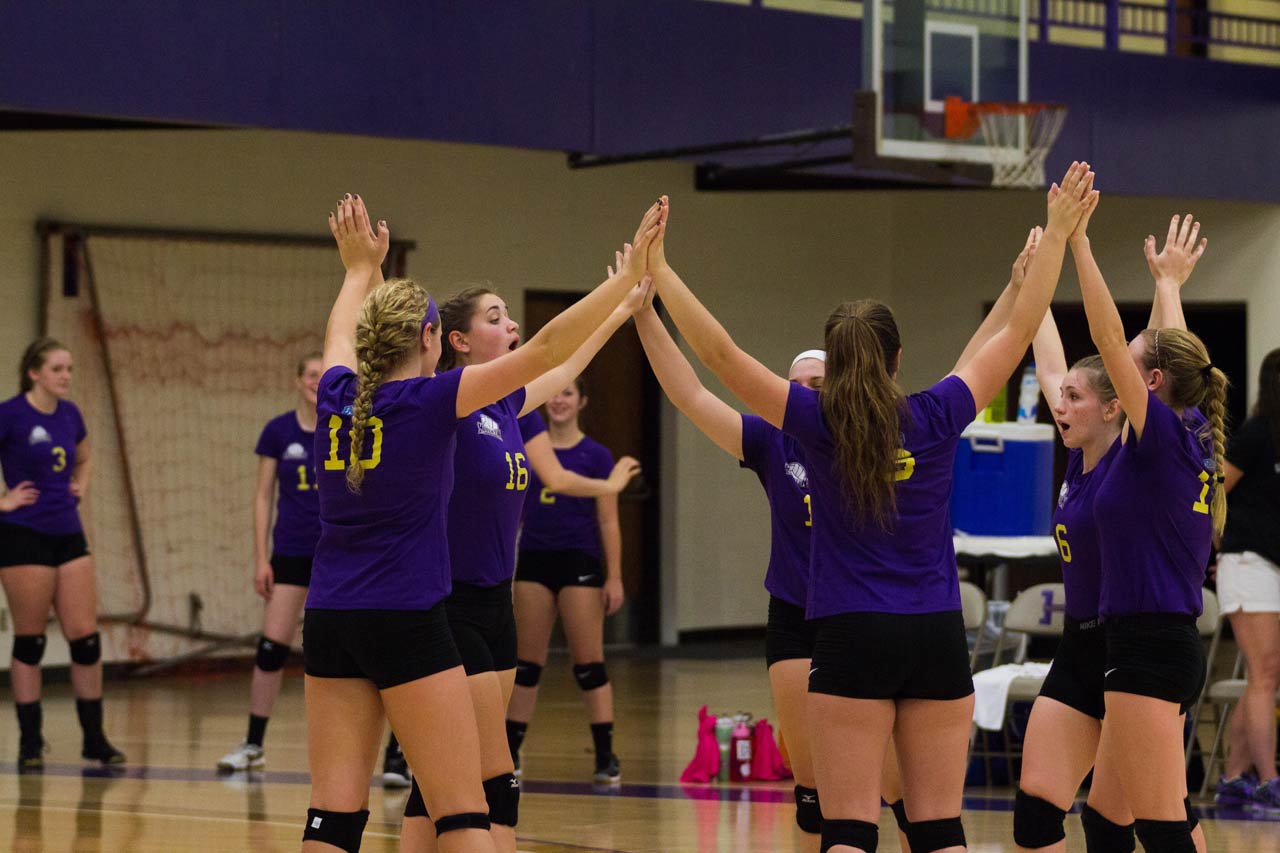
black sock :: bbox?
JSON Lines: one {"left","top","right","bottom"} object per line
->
{"left": 246, "top": 714, "right": 268, "bottom": 747}
{"left": 590, "top": 721, "right": 613, "bottom": 766}
{"left": 386, "top": 733, "right": 400, "bottom": 756}
{"left": 507, "top": 720, "right": 528, "bottom": 762}
{"left": 16, "top": 701, "right": 42, "bottom": 743}
{"left": 75, "top": 698, "right": 104, "bottom": 746}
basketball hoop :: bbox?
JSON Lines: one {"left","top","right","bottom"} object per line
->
{"left": 944, "top": 97, "right": 1068, "bottom": 189}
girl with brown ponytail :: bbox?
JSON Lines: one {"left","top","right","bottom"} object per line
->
{"left": 301, "top": 195, "right": 661, "bottom": 853}
{"left": 1074, "top": 198, "right": 1225, "bottom": 853}
{"left": 647, "top": 162, "right": 1095, "bottom": 853}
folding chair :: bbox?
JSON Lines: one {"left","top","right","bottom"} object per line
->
{"left": 960, "top": 580, "right": 988, "bottom": 673}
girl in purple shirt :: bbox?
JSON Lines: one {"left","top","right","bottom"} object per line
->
{"left": 648, "top": 167, "right": 1094, "bottom": 853}
{"left": 397, "top": 246, "right": 645, "bottom": 853}
{"left": 217, "top": 352, "right": 322, "bottom": 774}
{"left": 1014, "top": 214, "right": 1208, "bottom": 853}
{"left": 505, "top": 377, "right": 629, "bottom": 786}
{"left": 0, "top": 338, "right": 124, "bottom": 769}
{"left": 302, "top": 195, "right": 660, "bottom": 853}
{"left": 1075, "top": 201, "right": 1224, "bottom": 853}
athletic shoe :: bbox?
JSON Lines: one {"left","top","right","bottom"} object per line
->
{"left": 216, "top": 742, "right": 264, "bottom": 772}
{"left": 83, "top": 736, "right": 126, "bottom": 766}
{"left": 1215, "top": 772, "right": 1258, "bottom": 806}
{"left": 592, "top": 754, "right": 621, "bottom": 784}
{"left": 382, "top": 741, "right": 411, "bottom": 789}
{"left": 1251, "top": 777, "right": 1280, "bottom": 811}
{"left": 18, "top": 738, "right": 44, "bottom": 771}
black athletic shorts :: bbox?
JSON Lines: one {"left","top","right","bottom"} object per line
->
{"left": 765, "top": 596, "right": 817, "bottom": 667}
{"left": 0, "top": 523, "right": 89, "bottom": 569}
{"left": 515, "top": 549, "right": 605, "bottom": 594}
{"left": 446, "top": 579, "right": 518, "bottom": 676}
{"left": 809, "top": 610, "right": 974, "bottom": 701}
{"left": 302, "top": 603, "right": 460, "bottom": 690}
{"left": 1038, "top": 617, "right": 1107, "bottom": 720}
{"left": 1104, "top": 613, "right": 1206, "bottom": 714}
{"left": 270, "top": 553, "right": 313, "bottom": 587}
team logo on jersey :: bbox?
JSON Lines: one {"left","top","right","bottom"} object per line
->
{"left": 785, "top": 461, "right": 809, "bottom": 489}
{"left": 340, "top": 404, "right": 353, "bottom": 416}
{"left": 27, "top": 426, "right": 52, "bottom": 446}
{"left": 476, "top": 414, "right": 503, "bottom": 440}
{"left": 282, "top": 442, "right": 307, "bottom": 460}
{"left": 1057, "top": 481, "right": 1069, "bottom": 509}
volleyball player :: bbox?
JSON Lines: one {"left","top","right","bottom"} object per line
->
{"left": 218, "top": 352, "right": 323, "bottom": 772}
{"left": 647, "top": 165, "right": 1093, "bottom": 853}
{"left": 1074, "top": 201, "right": 1226, "bottom": 853}
{"left": 0, "top": 338, "right": 125, "bottom": 769}
{"left": 504, "top": 373, "right": 629, "bottom": 784}
{"left": 396, "top": 251, "right": 652, "bottom": 853}
{"left": 303, "top": 194, "right": 660, "bottom": 853}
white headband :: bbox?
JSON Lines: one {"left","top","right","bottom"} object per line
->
{"left": 790, "top": 349, "right": 826, "bottom": 372}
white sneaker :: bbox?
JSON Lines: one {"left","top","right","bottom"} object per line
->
{"left": 217, "top": 743, "right": 265, "bottom": 772}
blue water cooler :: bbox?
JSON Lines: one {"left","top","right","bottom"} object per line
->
{"left": 950, "top": 422, "right": 1055, "bottom": 536}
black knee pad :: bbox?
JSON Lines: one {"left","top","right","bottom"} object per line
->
{"left": 302, "top": 808, "right": 369, "bottom": 852}
{"left": 1183, "top": 797, "right": 1198, "bottom": 832}
{"left": 794, "top": 785, "right": 822, "bottom": 834}
{"left": 821, "top": 819, "right": 878, "bottom": 853}
{"left": 483, "top": 772, "right": 520, "bottom": 827}
{"left": 572, "top": 661, "right": 608, "bottom": 691}
{"left": 1134, "top": 819, "right": 1195, "bottom": 853}
{"left": 1080, "top": 804, "right": 1135, "bottom": 853}
{"left": 904, "top": 816, "right": 966, "bottom": 853}
{"left": 435, "top": 812, "right": 491, "bottom": 836}
{"left": 255, "top": 635, "right": 290, "bottom": 672}
{"left": 514, "top": 659, "right": 543, "bottom": 687}
{"left": 889, "top": 799, "right": 911, "bottom": 834}
{"left": 404, "top": 778, "right": 428, "bottom": 818}
{"left": 12, "top": 634, "right": 46, "bottom": 666}
{"left": 1014, "top": 790, "right": 1068, "bottom": 849}
{"left": 68, "top": 631, "right": 101, "bottom": 665}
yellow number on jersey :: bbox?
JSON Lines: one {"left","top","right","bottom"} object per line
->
{"left": 1187, "top": 468, "right": 1208, "bottom": 514}
{"left": 505, "top": 452, "right": 529, "bottom": 491}
{"left": 540, "top": 487, "right": 556, "bottom": 505}
{"left": 297, "top": 465, "right": 313, "bottom": 491}
{"left": 803, "top": 494, "right": 812, "bottom": 528}
{"left": 893, "top": 449, "right": 916, "bottom": 482}
{"left": 324, "top": 413, "right": 384, "bottom": 472}
{"left": 51, "top": 446, "right": 66, "bottom": 473}
{"left": 1054, "top": 523, "right": 1072, "bottom": 563}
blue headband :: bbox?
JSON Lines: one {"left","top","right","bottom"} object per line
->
{"left": 422, "top": 295, "right": 439, "bottom": 331}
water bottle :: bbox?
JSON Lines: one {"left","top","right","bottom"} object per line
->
{"left": 714, "top": 715, "right": 735, "bottom": 782}
{"left": 1016, "top": 363, "right": 1039, "bottom": 424}
{"left": 729, "top": 718, "right": 754, "bottom": 782}
{"left": 983, "top": 382, "right": 1007, "bottom": 423}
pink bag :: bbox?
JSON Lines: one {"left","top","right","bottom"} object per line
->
{"left": 679, "top": 705, "right": 721, "bottom": 783}
{"left": 749, "top": 718, "right": 791, "bottom": 781}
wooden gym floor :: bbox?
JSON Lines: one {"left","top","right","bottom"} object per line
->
{"left": 0, "top": 652, "right": 1275, "bottom": 851}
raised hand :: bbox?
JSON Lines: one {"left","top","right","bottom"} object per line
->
{"left": 620, "top": 200, "right": 664, "bottom": 282}
{"left": 1145, "top": 214, "right": 1207, "bottom": 287}
{"left": 607, "top": 456, "right": 642, "bottom": 494}
{"left": 1010, "top": 226, "right": 1043, "bottom": 290}
{"left": 1045, "top": 162, "right": 1095, "bottom": 240}
{"left": 0, "top": 481, "right": 39, "bottom": 512}
{"left": 648, "top": 195, "right": 670, "bottom": 273}
{"left": 328, "top": 194, "right": 389, "bottom": 271}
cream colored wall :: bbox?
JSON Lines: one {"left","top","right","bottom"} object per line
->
{"left": 1, "top": 131, "right": 1277, "bottom": 649}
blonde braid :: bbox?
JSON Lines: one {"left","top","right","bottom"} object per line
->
{"left": 345, "top": 279, "right": 429, "bottom": 494}
{"left": 1203, "top": 367, "right": 1229, "bottom": 537}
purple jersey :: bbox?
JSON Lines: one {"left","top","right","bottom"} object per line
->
{"left": 783, "top": 376, "right": 975, "bottom": 619}
{"left": 447, "top": 388, "right": 529, "bottom": 587}
{"left": 1052, "top": 440, "right": 1120, "bottom": 621}
{"left": 0, "top": 394, "right": 87, "bottom": 535}
{"left": 255, "top": 412, "right": 320, "bottom": 558}
{"left": 740, "top": 414, "right": 810, "bottom": 609}
{"left": 1095, "top": 392, "right": 1213, "bottom": 617}
{"left": 521, "top": 426, "right": 615, "bottom": 559}
{"left": 308, "top": 366, "right": 462, "bottom": 610}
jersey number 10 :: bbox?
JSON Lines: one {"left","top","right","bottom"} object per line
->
{"left": 323, "top": 414, "right": 384, "bottom": 472}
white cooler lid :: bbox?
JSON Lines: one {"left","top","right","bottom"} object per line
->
{"left": 961, "top": 421, "right": 1056, "bottom": 442}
